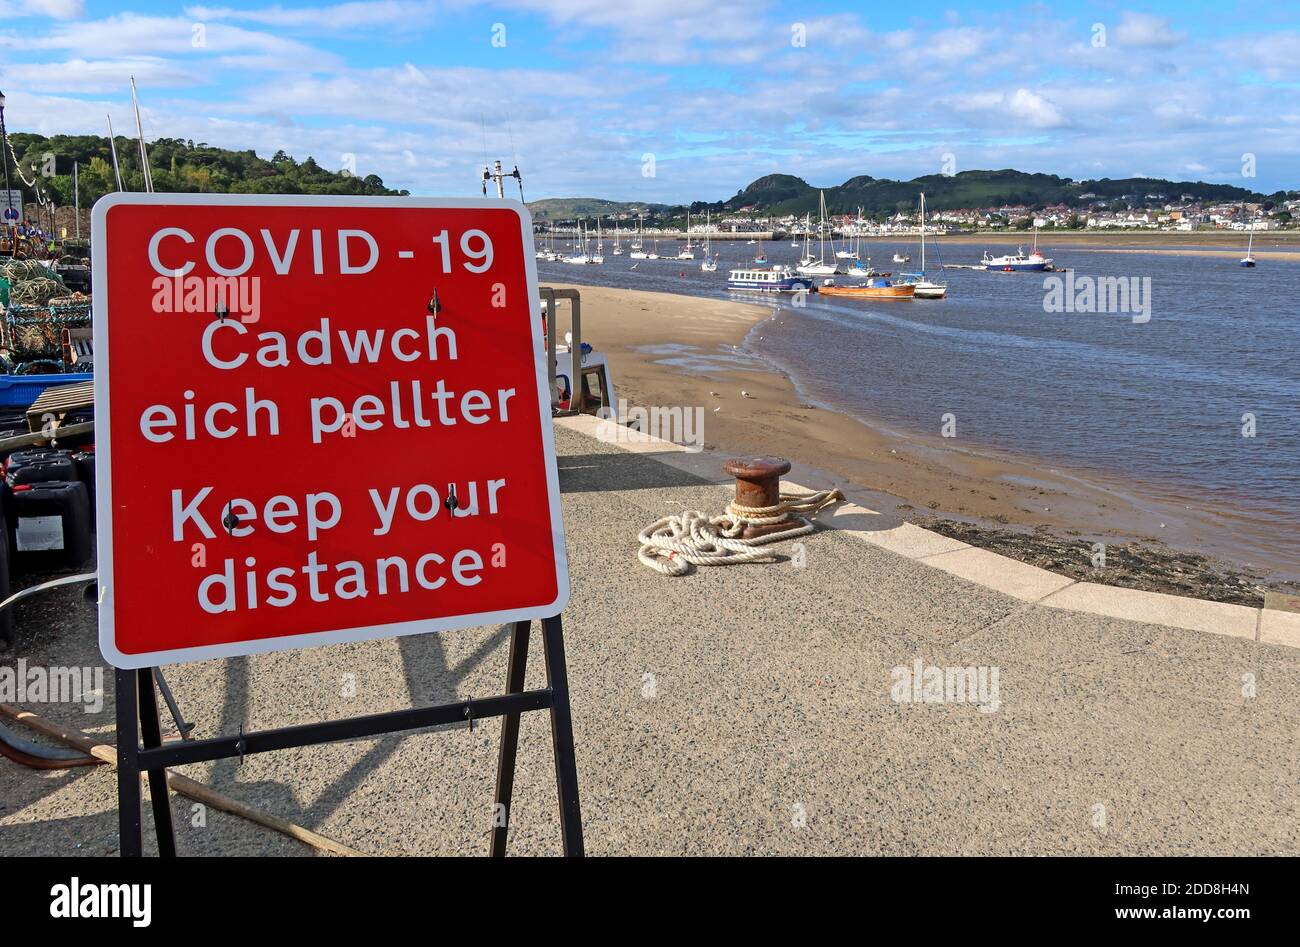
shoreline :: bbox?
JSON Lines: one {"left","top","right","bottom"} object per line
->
{"left": 555, "top": 283, "right": 1298, "bottom": 601}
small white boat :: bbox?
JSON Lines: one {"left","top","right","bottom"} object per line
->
{"left": 797, "top": 259, "right": 840, "bottom": 276}
{"left": 981, "top": 226, "right": 1052, "bottom": 271}
{"left": 1240, "top": 225, "right": 1257, "bottom": 267}
{"left": 898, "top": 194, "right": 948, "bottom": 299}
{"left": 700, "top": 213, "right": 718, "bottom": 271}
{"left": 676, "top": 211, "right": 696, "bottom": 259}
{"left": 629, "top": 214, "right": 646, "bottom": 258}
{"left": 892, "top": 253, "right": 910, "bottom": 264}
{"left": 796, "top": 192, "right": 842, "bottom": 276}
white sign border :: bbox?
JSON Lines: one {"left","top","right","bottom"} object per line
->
{"left": 92, "top": 193, "right": 569, "bottom": 669}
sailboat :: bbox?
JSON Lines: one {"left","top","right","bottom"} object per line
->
{"left": 797, "top": 192, "right": 841, "bottom": 276}
{"left": 676, "top": 211, "right": 696, "bottom": 260}
{"left": 612, "top": 223, "right": 624, "bottom": 256}
{"left": 898, "top": 193, "right": 948, "bottom": 299}
{"left": 1240, "top": 225, "right": 1257, "bottom": 267}
{"left": 629, "top": 215, "right": 649, "bottom": 259}
{"left": 700, "top": 211, "right": 719, "bottom": 272}
{"left": 836, "top": 209, "right": 861, "bottom": 259}
{"left": 563, "top": 222, "right": 592, "bottom": 264}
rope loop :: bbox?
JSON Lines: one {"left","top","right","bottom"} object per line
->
{"left": 637, "top": 489, "right": 843, "bottom": 576}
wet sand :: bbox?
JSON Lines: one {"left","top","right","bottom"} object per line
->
{"left": 552, "top": 283, "right": 1295, "bottom": 591}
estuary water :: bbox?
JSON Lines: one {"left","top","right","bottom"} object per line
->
{"left": 538, "top": 238, "right": 1299, "bottom": 574}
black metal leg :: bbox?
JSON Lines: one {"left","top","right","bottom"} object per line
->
{"left": 541, "top": 615, "right": 584, "bottom": 857}
{"left": 490, "top": 620, "right": 532, "bottom": 857}
{"left": 137, "top": 668, "right": 177, "bottom": 857}
{"left": 488, "top": 621, "right": 533, "bottom": 858}
{"left": 116, "top": 667, "right": 143, "bottom": 857}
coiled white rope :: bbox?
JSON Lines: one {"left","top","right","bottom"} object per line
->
{"left": 637, "top": 489, "right": 844, "bottom": 576}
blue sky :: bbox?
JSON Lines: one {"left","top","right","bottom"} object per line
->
{"left": 1, "top": 0, "right": 1297, "bottom": 201}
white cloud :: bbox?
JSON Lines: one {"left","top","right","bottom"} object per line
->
{"left": 0, "top": 12, "right": 331, "bottom": 68}
{"left": 0, "top": 0, "right": 84, "bottom": 19}
{"left": 1113, "top": 12, "right": 1185, "bottom": 48}
{"left": 944, "top": 87, "right": 1064, "bottom": 129}
{"left": 183, "top": 1, "right": 436, "bottom": 31}
{"left": 1007, "top": 88, "right": 1064, "bottom": 127}
{"left": 2, "top": 57, "right": 206, "bottom": 93}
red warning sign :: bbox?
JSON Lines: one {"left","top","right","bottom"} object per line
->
{"left": 92, "top": 195, "right": 567, "bottom": 668}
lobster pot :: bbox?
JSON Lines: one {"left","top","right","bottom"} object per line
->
{"left": 8, "top": 480, "right": 93, "bottom": 574}
{"left": 5, "top": 449, "right": 78, "bottom": 486}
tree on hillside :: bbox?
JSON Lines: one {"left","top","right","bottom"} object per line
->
{"left": 1, "top": 132, "right": 408, "bottom": 208}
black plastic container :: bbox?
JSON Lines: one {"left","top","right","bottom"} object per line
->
{"left": 5, "top": 449, "right": 77, "bottom": 487}
{"left": 72, "top": 450, "right": 96, "bottom": 524}
{"left": 0, "top": 489, "right": 10, "bottom": 644}
{"left": 8, "top": 480, "right": 93, "bottom": 574}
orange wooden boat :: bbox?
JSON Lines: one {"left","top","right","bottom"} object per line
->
{"left": 817, "top": 278, "right": 916, "bottom": 299}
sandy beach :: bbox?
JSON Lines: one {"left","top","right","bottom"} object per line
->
{"left": 550, "top": 283, "right": 1296, "bottom": 597}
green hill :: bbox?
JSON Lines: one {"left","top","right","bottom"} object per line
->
{"left": 707, "top": 169, "right": 1277, "bottom": 217}
{"left": 527, "top": 197, "right": 668, "bottom": 221}
{"left": 4, "top": 132, "right": 407, "bottom": 209}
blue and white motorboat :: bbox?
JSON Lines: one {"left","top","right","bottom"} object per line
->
{"left": 981, "top": 228, "right": 1053, "bottom": 271}
{"left": 727, "top": 265, "right": 816, "bottom": 293}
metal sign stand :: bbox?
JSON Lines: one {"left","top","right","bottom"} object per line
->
{"left": 115, "top": 615, "right": 584, "bottom": 857}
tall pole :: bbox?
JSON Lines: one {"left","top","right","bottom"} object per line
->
{"left": 73, "top": 161, "right": 80, "bottom": 240}
{"left": 106, "top": 115, "right": 124, "bottom": 191}
{"left": 130, "top": 77, "right": 153, "bottom": 192}
{"left": 0, "top": 89, "right": 14, "bottom": 236}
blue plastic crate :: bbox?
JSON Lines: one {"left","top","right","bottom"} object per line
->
{"left": 0, "top": 372, "right": 93, "bottom": 409}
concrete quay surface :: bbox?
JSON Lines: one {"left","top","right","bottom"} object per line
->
{"left": 1, "top": 423, "right": 1296, "bottom": 856}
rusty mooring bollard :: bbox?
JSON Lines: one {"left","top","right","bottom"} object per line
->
{"left": 724, "top": 456, "right": 794, "bottom": 539}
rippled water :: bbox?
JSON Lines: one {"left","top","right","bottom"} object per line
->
{"left": 538, "top": 239, "right": 1300, "bottom": 573}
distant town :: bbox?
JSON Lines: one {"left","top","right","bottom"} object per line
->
{"left": 537, "top": 197, "right": 1296, "bottom": 238}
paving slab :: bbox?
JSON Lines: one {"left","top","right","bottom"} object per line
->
{"left": 1040, "top": 581, "right": 1259, "bottom": 641}
{"left": 920, "top": 546, "right": 1077, "bottom": 602}
{"left": 1260, "top": 608, "right": 1300, "bottom": 649}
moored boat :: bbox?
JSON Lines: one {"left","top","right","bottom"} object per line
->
{"left": 797, "top": 191, "right": 842, "bottom": 276}
{"left": 981, "top": 226, "right": 1052, "bottom": 271}
{"left": 727, "top": 265, "right": 815, "bottom": 293}
{"left": 818, "top": 276, "right": 915, "bottom": 299}
{"left": 1240, "top": 226, "right": 1257, "bottom": 267}
{"left": 897, "top": 193, "right": 948, "bottom": 299}
{"left": 980, "top": 247, "right": 1052, "bottom": 271}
